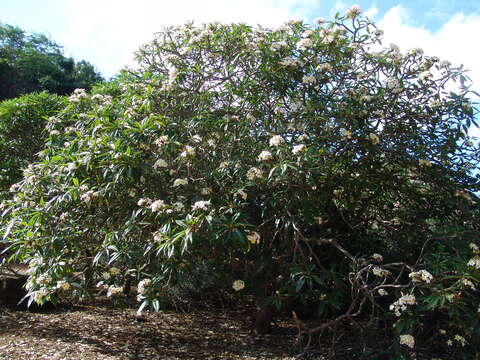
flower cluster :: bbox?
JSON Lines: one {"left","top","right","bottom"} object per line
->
{"left": 234, "top": 189, "right": 248, "bottom": 200}
{"left": 180, "top": 145, "right": 195, "bottom": 158}
{"left": 467, "top": 257, "right": 480, "bottom": 270}
{"left": 68, "top": 88, "right": 88, "bottom": 103}
{"left": 409, "top": 269, "right": 433, "bottom": 284}
{"left": 246, "top": 167, "right": 263, "bottom": 180}
{"left": 258, "top": 150, "right": 273, "bottom": 161}
{"left": 461, "top": 278, "right": 476, "bottom": 290}
{"left": 269, "top": 135, "right": 284, "bottom": 147}
{"left": 173, "top": 178, "right": 188, "bottom": 187}
{"left": 302, "top": 75, "right": 316, "bottom": 85}
{"left": 369, "top": 133, "right": 380, "bottom": 145}
{"left": 232, "top": 280, "right": 245, "bottom": 291}
{"left": 153, "top": 159, "right": 168, "bottom": 169}
{"left": 469, "top": 242, "right": 479, "bottom": 254}
{"left": 246, "top": 231, "right": 261, "bottom": 244}
{"left": 292, "top": 144, "right": 306, "bottom": 155}
{"left": 341, "top": 129, "right": 352, "bottom": 139}
{"left": 390, "top": 294, "right": 416, "bottom": 317}
{"left": 385, "top": 78, "right": 402, "bottom": 93}
{"left": 372, "top": 253, "right": 383, "bottom": 262}
{"left": 377, "top": 288, "right": 388, "bottom": 296}
{"left": 80, "top": 190, "right": 101, "bottom": 204}
{"left": 137, "top": 278, "right": 152, "bottom": 296}
{"left": 107, "top": 285, "right": 123, "bottom": 297}
{"left": 151, "top": 200, "right": 167, "bottom": 213}
{"left": 192, "top": 200, "right": 210, "bottom": 211}
{"left": 56, "top": 280, "right": 71, "bottom": 291}
{"left": 155, "top": 135, "right": 169, "bottom": 147}
{"left": 372, "top": 266, "right": 391, "bottom": 278}
{"left": 399, "top": 334, "right": 415, "bottom": 349}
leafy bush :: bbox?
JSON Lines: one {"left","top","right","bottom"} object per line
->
{"left": 1, "top": 8, "right": 480, "bottom": 357}
{"left": 0, "top": 92, "right": 67, "bottom": 201}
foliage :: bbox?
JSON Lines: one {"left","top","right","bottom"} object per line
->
{"left": 1, "top": 9, "right": 480, "bottom": 357}
{"left": 0, "top": 92, "right": 67, "bottom": 201}
{"left": 0, "top": 23, "right": 103, "bottom": 100}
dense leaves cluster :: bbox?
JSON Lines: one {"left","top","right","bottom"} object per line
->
{"left": 0, "top": 92, "right": 66, "bottom": 201}
{"left": 0, "top": 23, "right": 103, "bottom": 100}
{"left": 1, "top": 10, "right": 479, "bottom": 357}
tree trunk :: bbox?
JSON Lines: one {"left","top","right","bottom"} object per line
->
{"left": 254, "top": 304, "right": 276, "bottom": 334}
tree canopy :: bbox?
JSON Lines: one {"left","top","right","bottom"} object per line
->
{"left": 1, "top": 9, "right": 480, "bottom": 357}
{"left": 0, "top": 23, "right": 103, "bottom": 100}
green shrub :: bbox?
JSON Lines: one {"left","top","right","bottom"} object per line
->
{"left": 1, "top": 9, "right": 479, "bottom": 357}
{"left": 0, "top": 92, "right": 66, "bottom": 201}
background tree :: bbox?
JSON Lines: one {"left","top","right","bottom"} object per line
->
{"left": 0, "top": 23, "right": 103, "bottom": 100}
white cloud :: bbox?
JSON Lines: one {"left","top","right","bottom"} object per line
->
{"left": 378, "top": 6, "right": 480, "bottom": 138}
{"left": 364, "top": 6, "right": 379, "bottom": 20}
{"left": 55, "top": 0, "right": 316, "bottom": 78}
{"left": 378, "top": 6, "right": 480, "bottom": 93}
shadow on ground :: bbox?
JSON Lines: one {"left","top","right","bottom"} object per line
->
{"left": 0, "top": 302, "right": 300, "bottom": 360}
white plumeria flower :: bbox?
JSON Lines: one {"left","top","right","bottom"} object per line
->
{"left": 137, "top": 279, "right": 152, "bottom": 295}
{"left": 232, "top": 280, "right": 245, "bottom": 291}
{"left": 467, "top": 257, "right": 480, "bottom": 269}
{"left": 151, "top": 200, "right": 167, "bottom": 213}
{"left": 461, "top": 278, "right": 476, "bottom": 290}
{"left": 173, "top": 178, "right": 188, "bottom": 187}
{"left": 246, "top": 167, "right": 263, "bottom": 180}
{"left": 269, "top": 135, "right": 284, "bottom": 147}
{"left": 107, "top": 286, "right": 124, "bottom": 297}
{"left": 454, "top": 334, "right": 467, "bottom": 346}
{"left": 297, "top": 38, "right": 313, "bottom": 49}
{"left": 56, "top": 280, "right": 71, "bottom": 291}
{"left": 369, "top": 133, "right": 380, "bottom": 145}
{"left": 235, "top": 189, "right": 248, "bottom": 200}
{"left": 377, "top": 288, "right": 388, "bottom": 296}
{"left": 153, "top": 159, "right": 168, "bottom": 169}
{"left": 341, "top": 129, "right": 352, "bottom": 139}
{"left": 346, "top": 4, "right": 362, "bottom": 18}
{"left": 409, "top": 269, "right": 433, "bottom": 284}
{"left": 192, "top": 134, "right": 202, "bottom": 143}
{"left": 155, "top": 135, "right": 169, "bottom": 146}
{"left": 246, "top": 231, "right": 261, "bottom": 244}
{"left": 292, "top": 144, "right": 306, "bottom": 155}
{"left": 180, "top": 145, "right": 195, "bottom": 158}
{"left": 192, "top": 200, "right": 210, "bottom": 211}
{"left": 137, "top": 198, "right": 152, "bottom": 207}
{"left": 372, "top": 266, "right": 390, "bottom": 278}
{"left": 399, "top": 334, "right": 415, "bottom": 349}
{"left": 372, "top": 253, "right": 383, "bottom": 262}
{"left": 258, "top": 150, "right": 273, "bottom": 161}
{"left": 109, "top": 267, "right": 121, "bottom": 275}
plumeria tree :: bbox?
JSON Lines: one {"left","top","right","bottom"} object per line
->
{"left": 0, "top": 92, "right": 66, "bottom": 201}
{"left": 1, "top": 6, "right": 480, "bottom": 356}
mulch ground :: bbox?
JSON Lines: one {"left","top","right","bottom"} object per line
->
{"left": 0, "top": 300, "right": 458, "bottom": 360}
{"left": 0, "top": 301, "right": 305, "bottom": 360}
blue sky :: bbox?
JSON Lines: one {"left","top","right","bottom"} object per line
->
{"left": 1, "top": 0, "right": 479, "bottom": 83}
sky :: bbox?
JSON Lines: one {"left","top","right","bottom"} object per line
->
{"left": 1, "top": 0, "right": 479, "bottom": 82}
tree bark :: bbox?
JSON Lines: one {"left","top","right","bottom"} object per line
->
{"left": 254, "top": 304, "right": 276, "bottom": 334}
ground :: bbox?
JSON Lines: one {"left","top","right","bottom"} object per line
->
{"left": 0, "top": 300, "right": 452, "bottom": 360}
{"left": 0, "top": 301, "right": 304, "bottom": 360}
